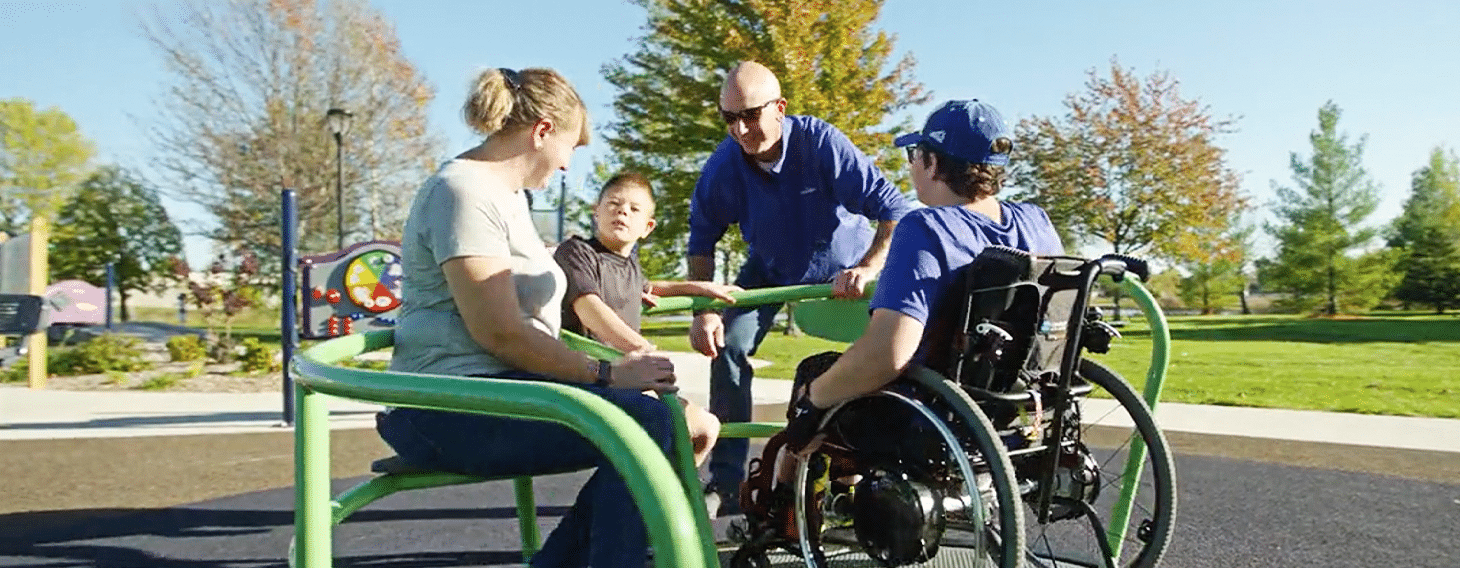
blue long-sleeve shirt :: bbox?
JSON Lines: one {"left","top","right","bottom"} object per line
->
{"left": 687, "top": 115, "right": 915, "bottom": 285}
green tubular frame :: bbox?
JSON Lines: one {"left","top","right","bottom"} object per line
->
{"left": 290, "top": 277, "right": 1168, "bottom": 568}
{"left": 1106, "top": 277, "right": 1172, "bottom": 557}
{"left": 293, "top": 330, "right": 712, "bottom": 568}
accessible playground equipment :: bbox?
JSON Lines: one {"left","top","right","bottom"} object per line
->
{"left": 282, "top": 191, "right": 1175, "bottom": 568}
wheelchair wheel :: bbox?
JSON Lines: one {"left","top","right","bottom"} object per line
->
{"left": 1019, "top": 359, "right": 1176, "bottom": 568}
{"left": 789, "top": 385, "right": 1024, "bottom": 567}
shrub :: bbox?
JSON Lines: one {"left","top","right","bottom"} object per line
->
{"left": 51, "top": 333, "right": 149, "bottom": 375}
{"left": 0, "top": 357, "right": 26, "bottom": 383}
{"left": 168, "top": 334, "right": 211, "bottom": 360}
{"left": 239, "top": 337, "right": 281, "bottom": 373}
{"left": 166, "top": 335, "right": 207, "bottom": 362}
{"left": 137, "top": 373, "right": 182, "bottom": 391}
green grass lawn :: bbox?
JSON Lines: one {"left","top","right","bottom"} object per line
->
{"left": 1092, "top": 314, "right": 1460, "bottom": 419}
{"left": 646, "top": 313, "right": 1460, "bottom": 419}
{"left": 123, "top": 307, "right": 1460, "bottom": 419}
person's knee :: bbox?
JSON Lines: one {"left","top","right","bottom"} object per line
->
{"left": 693, "top": 407, "right": 721, "bottom": 445}
{"left": 625, "top": 399, "right": 676, "bottom": 450}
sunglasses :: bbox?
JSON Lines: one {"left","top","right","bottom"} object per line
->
{"left": 719, "top": 99, "right": 779, "bottom": 125}
{"left": 905, "top": 144, "right": 921, "bottom": 163}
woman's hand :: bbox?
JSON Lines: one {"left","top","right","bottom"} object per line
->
{"left": 609, "top": 350, "right": 678, "bottom": 394}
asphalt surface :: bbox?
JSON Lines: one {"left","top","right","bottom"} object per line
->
{"left": 3, "top": 415, "right": 1459, "bottom": 568}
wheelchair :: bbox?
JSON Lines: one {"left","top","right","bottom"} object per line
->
{"left": 729, "top": 249, "right": 1177, "bottom": 568}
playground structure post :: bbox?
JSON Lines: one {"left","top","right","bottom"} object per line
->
{"left": 281, "top": 188, "right": 299, "bottom": 425}
{"left": 557, "top": 175, "right": 567, "bottom": 243}
{"left": 105, "top": 261, "right": 114, "bottom": 329}
{"left": 27, "top": 215, "right": 47, "bottom": 389}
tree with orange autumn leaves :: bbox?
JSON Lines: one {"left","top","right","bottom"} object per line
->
{"left": 1012, "top": 59, "right": 1251, "bottom": 312}
{"left": 140, "top": 0, "right": 442, "bottom": 262}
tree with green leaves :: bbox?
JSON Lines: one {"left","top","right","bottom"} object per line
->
{"left": 50, "top": 166, "right": 184, "bottom": 320}
{"left": 1388, "top": 147, "right": 1460, "bottom": 313}
{"left": 140, "top": 0, "right": 442, "bottom": 263}
{"left": 1178, "top": 218, "right": 1252, "bottom": 315}
{"left": 601, "top": 0, "right": 926, "bottom": 278}
{"left": 0, "top": 98, "right": 94, "bottom": 233}
{"left": 1264, "top": 101, "right": 1396, "bottom": 315}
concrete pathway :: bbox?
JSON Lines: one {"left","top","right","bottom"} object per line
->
{"left": 2, "top": 351, "right": 1457, "bottom": 454}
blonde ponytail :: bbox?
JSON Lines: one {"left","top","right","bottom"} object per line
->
{"left": 461, "top": 67, "right": 588, "bottom": 144}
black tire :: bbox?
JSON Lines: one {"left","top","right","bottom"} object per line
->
{"left": 1020, "top": 358, "right": 1177, "bottom": 568}
{"left": 790, "top": 373, "right": 1025, "bottom": 568}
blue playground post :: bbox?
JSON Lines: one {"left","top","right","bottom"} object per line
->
{"left": 281, "top": 188, "right": 299, "bottom": 425}
{"left": 105, "top": 262, "right": 114, "bottom": 329}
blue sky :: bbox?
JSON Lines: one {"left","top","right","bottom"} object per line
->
{"left": 2, "top": 0, "right": 1458, "bottom": 265}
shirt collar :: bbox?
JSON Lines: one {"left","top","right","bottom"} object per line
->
{"left": 739, "top": 116, "right": 793, "bottom": 175}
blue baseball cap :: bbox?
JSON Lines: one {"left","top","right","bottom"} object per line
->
{"left": 894, "top": 99, "right": 1012, "bottom": 166}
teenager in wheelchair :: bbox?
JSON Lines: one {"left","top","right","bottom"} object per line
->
{"left": 729, "top": 101, "right": 1176, "bottom": 568}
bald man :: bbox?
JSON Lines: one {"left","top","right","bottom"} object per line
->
{"left": 687, "top": 61, "right": 914, "bottom": 515}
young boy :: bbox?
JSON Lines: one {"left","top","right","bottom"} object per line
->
{"left": 554, "top": 171, "right": 740, "bottom": 466}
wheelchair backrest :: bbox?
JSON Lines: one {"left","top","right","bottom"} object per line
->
{"left": 923, "top": 246, "right": 1083, "bottom": 393}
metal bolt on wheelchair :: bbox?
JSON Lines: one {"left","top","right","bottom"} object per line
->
{"left": 730, "top": 249, "right": 1176, "bottom": 568}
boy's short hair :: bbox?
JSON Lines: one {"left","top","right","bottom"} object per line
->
{"left": 597, "top": 171, "right": 655, "bottom": 206}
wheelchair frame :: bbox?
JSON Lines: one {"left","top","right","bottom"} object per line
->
{"left": 743, "top": 256, "right": 1175, "bottom": 568}
{"left": 288, "top": 269, "right": 1170, "bottom": 568}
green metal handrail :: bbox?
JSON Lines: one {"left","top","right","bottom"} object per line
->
{"left": 290, "top": 272, "right": 1169, "bottom": 567}
{"left": 1107, "top": 277, "right": 1171, "bottom": 556}
{"left": 291, "top": 330, "right": 711, "bottom": 568}
{"left": 643, "top": 283, "right": 848, "bottom": 315}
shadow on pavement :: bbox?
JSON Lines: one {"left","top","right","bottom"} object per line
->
{"left": 4, "top": 409, "right": 377, "bottom": 431}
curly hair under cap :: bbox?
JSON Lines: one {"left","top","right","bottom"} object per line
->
{"left": 920, "top": 137, "right": 1013, "bottom": 200}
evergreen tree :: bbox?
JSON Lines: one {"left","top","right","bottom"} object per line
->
{"left": 50, "top": 166, "right": 184, "bottom": 320}
{"left": 1389, "top": 147, "right": 1460, "bottom": 313}
{"left": 601, "top": 0, "right": 926, "bottom": 278}
{"left": 1264, "top": 101, "right": 1394, "bottom": 315}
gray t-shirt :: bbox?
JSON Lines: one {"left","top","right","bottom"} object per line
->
{"left": 391, "top": 159, "right": 565, "bottom": 377}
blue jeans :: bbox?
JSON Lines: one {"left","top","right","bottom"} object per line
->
{"left": 376, "top": 372, "right": 674, "bottom": 568}
{"left": 707, "top": 258, "right": 783, "bottom": 495}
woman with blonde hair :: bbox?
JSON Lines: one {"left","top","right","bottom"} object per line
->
{"left": 378, "top": 67, "right": 678, "bottom": 567}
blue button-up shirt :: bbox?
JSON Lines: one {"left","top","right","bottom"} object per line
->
{"left": 688, "top": 115, "right": 914, "bottom": 285}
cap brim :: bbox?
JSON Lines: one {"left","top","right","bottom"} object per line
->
{"left": 893, "top": 132, "right": 923, "bottom": 147}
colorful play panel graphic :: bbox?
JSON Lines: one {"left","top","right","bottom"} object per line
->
{"left": 344, "top": 250, "right": 403, "bottom": 313}
{"left": 300, "top": 241, "right": 403, "bottom": 339}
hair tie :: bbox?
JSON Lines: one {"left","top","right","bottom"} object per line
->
{"left": 498, "top": 68, "right": 522, "bottom": 90}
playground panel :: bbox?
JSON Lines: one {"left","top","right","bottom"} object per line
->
{"left": 299, "top": 241, "right": 404, "bottom": 339}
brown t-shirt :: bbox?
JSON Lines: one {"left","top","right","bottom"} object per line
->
{"left": 553, "top": 236, "right": 651, "bottom": 338}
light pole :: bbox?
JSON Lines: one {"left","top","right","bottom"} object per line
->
{"left": 325, "top": 107, "right": 353, "bottom": 250}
